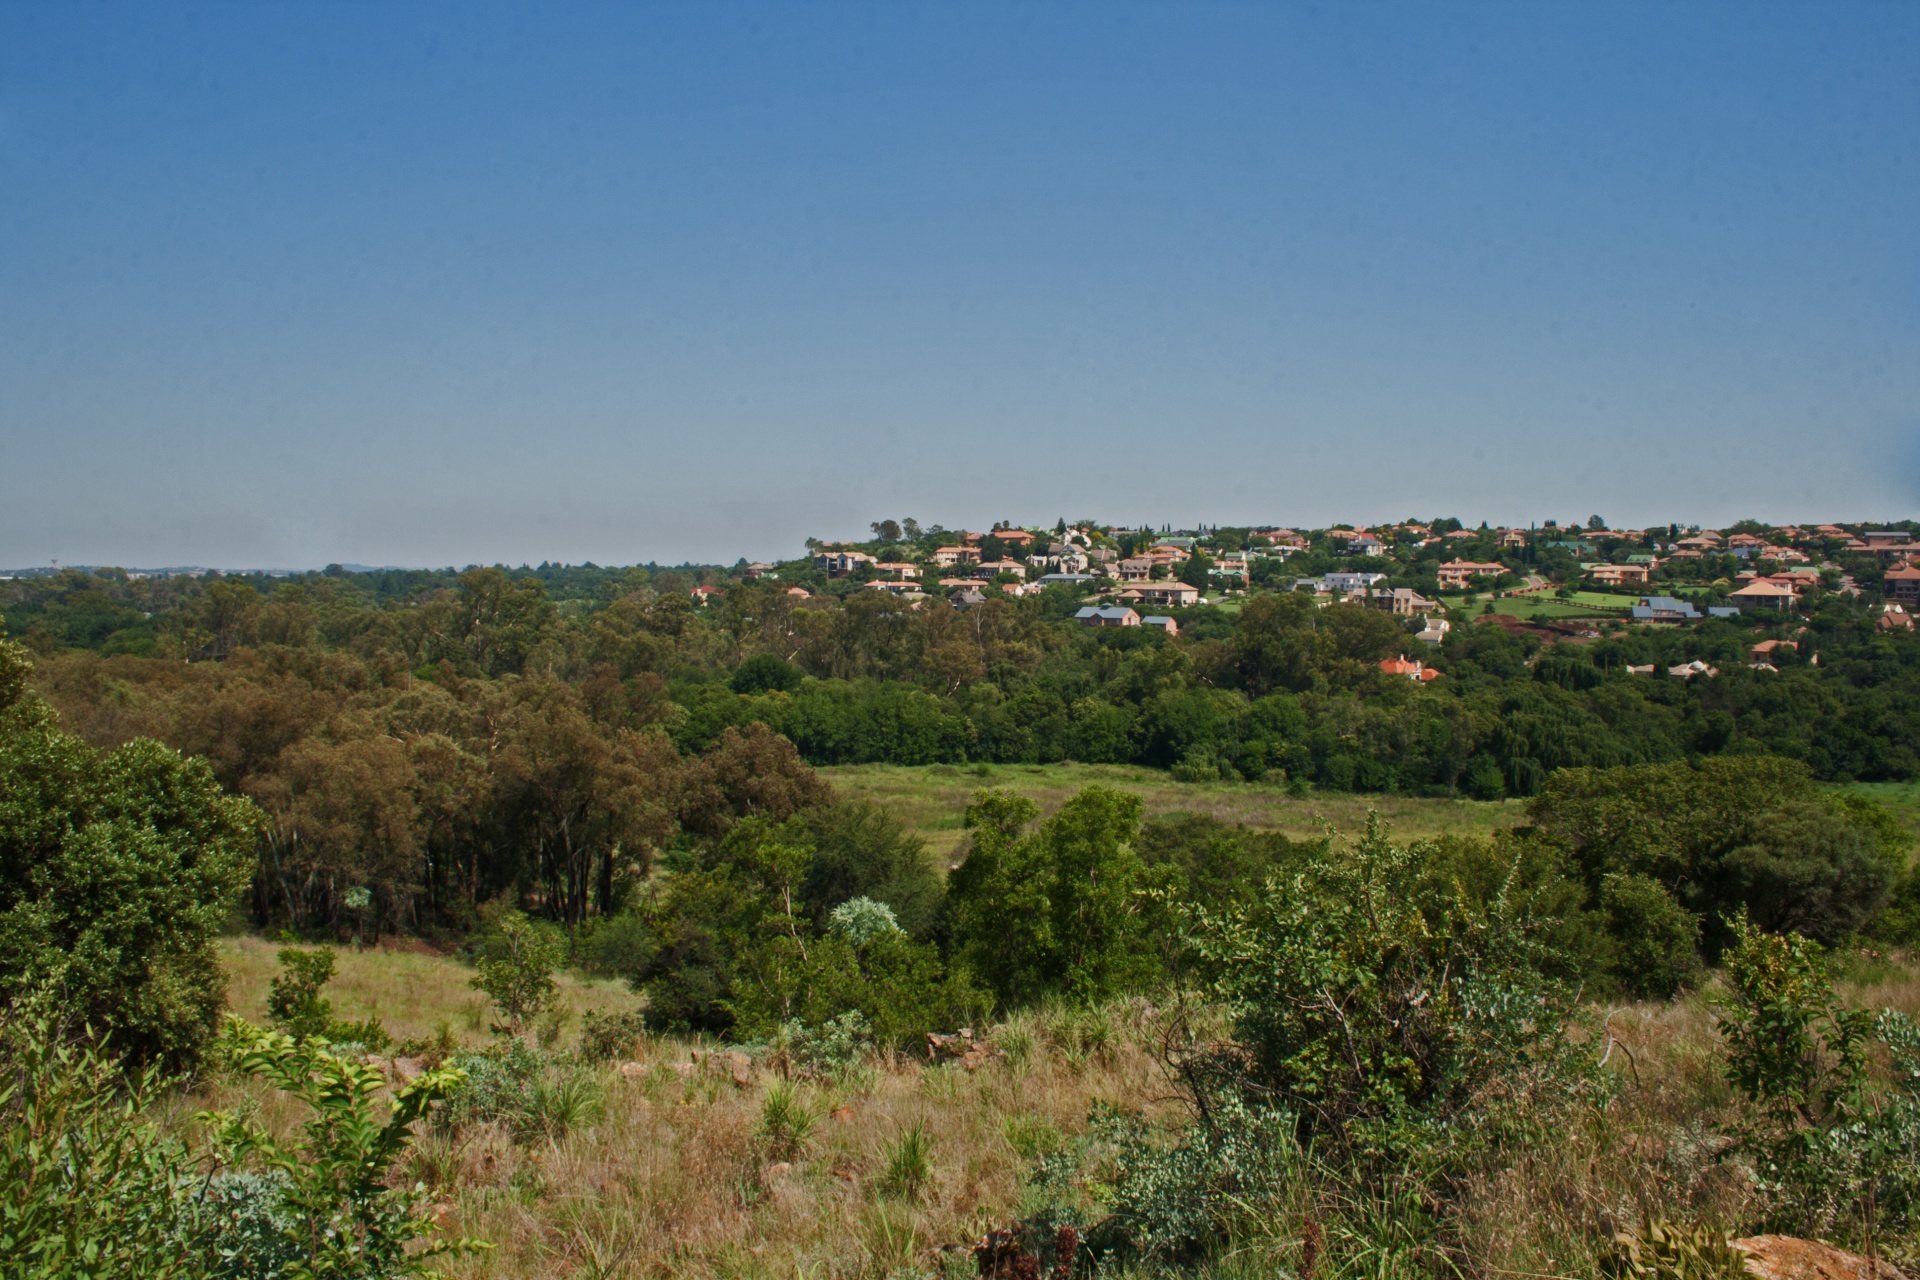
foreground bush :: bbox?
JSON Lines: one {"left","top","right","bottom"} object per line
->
{"left": 0, "top": 1003, "right": 479, "bottom": 1279}
{"left": 0, "top": 637, "right": 260, "bottom": 1070}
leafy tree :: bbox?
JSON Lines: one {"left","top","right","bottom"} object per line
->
{"left": 947, "top": 787, "right": 1155, "bottom": 1006}
{"left": 201, "top": 1019, "right": 486, "bottom": 1276}
{"left": 266, "top": 947, "right": 337, "bottom": 1040}
{"left": 0, "top": 640, "right": 259, "bottom": 1068}
{"left": 469, "top": 906, "right": 565, "bottom": 1037}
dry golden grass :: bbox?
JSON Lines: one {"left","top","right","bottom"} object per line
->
{"left": 191, "top": 938, "right": 1920, "bottom": 1278}
{"left": 820, "top": 763, "right": 1521, "bottom": 865}
{"left": 218, "top": 935, "right": 641, "bottom": 1051}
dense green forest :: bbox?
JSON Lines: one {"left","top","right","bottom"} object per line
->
{"left": 4, "top": 522, "right": 1917, "bottom": 947}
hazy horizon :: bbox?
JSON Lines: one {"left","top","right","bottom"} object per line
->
{"left": 4, "top": 3, "right": 1917, "bottom": 569}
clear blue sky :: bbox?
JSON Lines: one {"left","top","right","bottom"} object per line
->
{"left": 2, "top": 3, "right": 1916, "bottom": 568}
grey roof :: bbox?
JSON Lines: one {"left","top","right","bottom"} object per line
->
{"left": 1075, "top": 606, "right": 1137, "bottom": 621}
{"left": 1038, "top": 573, "right": 1098, "bottom": 585}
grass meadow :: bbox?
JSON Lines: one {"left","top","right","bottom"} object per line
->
{"left": 190, "top": 934, "right": 1920, "bottom": 1280}
{"left": 818, "top": 763, "right": 1521, "bottom": 865}
{"left": 182, "top": 772, "right": 1920, "bottom": 1277}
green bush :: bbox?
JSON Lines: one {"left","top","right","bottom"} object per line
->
{"left": 200, "top": 1018, "right": 486, "bottom": 1276}
{"left": 0, "top": 648, "right": 260, "bottom": 1069}
{"left": 0, "top": 1013, "right": 202, "bottom": 1279}
{"left": 468, "top": 905, "right": 565, "bottom": 1037}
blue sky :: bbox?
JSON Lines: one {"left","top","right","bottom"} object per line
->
{"left": 2, "top": 2, "right": 1916, "bottom": 568}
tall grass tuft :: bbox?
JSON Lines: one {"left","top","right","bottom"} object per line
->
{"left": 878, "top": 1121, "right": 934, "bottom": 1202}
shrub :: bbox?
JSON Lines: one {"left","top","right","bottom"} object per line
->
{"left": 266, "top": 946, "right": 336, "bottom": 1040}
{"left": 199, "top": 1018, "right": 487, "bottom": 1277}
{"left": 877, "top": 1123, "right": 934, "bottom": 1201}
{"left": 577, "top": 1008, "right": 649, "bottom": 1063}
{"left": 0, "top": 653, "right": 260, "bottom": 1069}
{"left": 469, "top": 905, "right": 565, "bottom": 1037}
{"left": 438, "top": 1039, "right": 602, "bottom": 1142}
{"left": 0, "top": 1013, "right": 200, "bottom": 1279}
{"left": 759, "top": 1080, "right": 817, "bottom": 1160}
{"left": 828, "top": 896, "right": 900, "bottom": 945}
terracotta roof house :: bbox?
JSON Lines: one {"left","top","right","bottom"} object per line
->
{"left": 1437, "top": 559, "right": 1507, "bottom": 589}
{"left": 1115, "top": 557, "right": 1156, "bottom": 582}
{"left": 1751, "top": 639, "right": 1798, "bottom": 664}
{"left": 993, "top": 529, "right": 1036, "bottom": 547}
{"left": 1115, "top": 582, "right": 1201, "bottom": 608}
{"left": 814, "top": 550, "right": 876, "bottom": 577}
{"left": 1881, "top": 605, "right": 1915, "bottom": 632}
{"left": 932, "top": 545, "right": 982, "bottom": 567}
{"left": 1380, "top": 655, "right": 1442, "bottom": 683}
{"left": 977, "top": 559, "right": 1027, "bottom": 579}
{"left": 691, "top": 585, "right": 722, "bottom": 604}
{"left": 1074, "top": 605, "right": 1140, "bottom": 627}
{"left": 1500, "top": 529, "right": 1530, "bottom": 548}
{"left": 873, "top": 561, "right": 920, "bottom": 579}
{"left": 786, "top": 587, "right": 812, "bottom": 599}
{"left": 1728, "top": 580, "right": 1799, "bottom": 612}
{"left": 1364, "top": 587, "right": 1440, "bottom": 616}
{"left": 1885, "top": 562, "right": 1920, "bottom": 603}
{"left": 1587, "top": 564, "right": 1651, "bottom": 586}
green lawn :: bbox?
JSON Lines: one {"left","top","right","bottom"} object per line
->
{"left": 1845, "top": 781, "right": 1920, "bottom": 844}
{"left": 818, "top": 762, "right": 1523, "bottom": 866}
{"left": 1489, "top": 594, "right": 1631, "bottom": 621}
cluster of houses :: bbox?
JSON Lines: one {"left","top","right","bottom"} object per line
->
{"left": 724, "top": 521, "right": 1920, "bottom": 641}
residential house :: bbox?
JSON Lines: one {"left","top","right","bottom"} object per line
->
{"left": 1437, "top": 559, "right": 1507, "bottom": 589}
{"left": 1881, "top": 605, "right": 1915, "bottom": 632}
{"left": 872, "top": 561, "right": 920, "bottom": 579}
{"left": 1668, "top": 660, "right": 1719, "bottom": 679}
{"left": 1346, "top": 534, "right": 1387, "bottom": 556}
{"left": 785, "top": 587, "right": 812, "bottom": 599}
{"left": 1140, "top": 615, "right": 1179, "bottom": 636}
{"left": 1885, "top": 562, "right": 1920, "bottom": 603}
{"left": 1118, "top": 582, "right": 1202, "bottom": 608}
{"left": 1379, "top": 655, "right": 1441, "bottom": 683}
{"left": 993, "top": 529, "right": 1036, "bottom": 549}
{"left": 932, "top": 545, "right": 982, "bottom": 567}
{"left": 1415, "top": 617, "right": 1451, "bottom": 646}
{"left": 691, "top": 585, "right": 722, "bottom": 605}
{"left": 1116, "top": 557, "right": 1156, "bottom": 582}
{"left": 815, "top": 550, "right": 876, "bottom": 577}
{"left": 1707, "top": 606, "right": 1742, "bottom": 619}
{"left": 1036, "top": 573, "right": 1099, "bottom": 589}
{"left": 1586, "top": 563, "right": 1651, "bottom": 586}
{"left": 1632, "top": 596, "right": 1702, "bottom": 623}
{"left": 976, "top": 559, "right": 1027, "bottom": 579}
{"left": 1074, "top": 605, "right": 1140, "bottom": 628}
{"left": 1499, "top": 529, "right": 1530, "bottom": 549}
{"left": 949, "top": 587, "right": 987, "bottom": 608}
{"left": 1363, "top": 587, "right": 1439, "bottom": 616}
{"left": 1862, "top": 531, "right": 1914, "bottom": 554}
{"left": 865, "top": 580, "right": 923, "bottom": 597}
{"left": 1318, "top": 571, "right": 1387, "bottom": 594}
{"left": 1751, "top": 639, "right": 1798, "bottom": 665}
{"left": 1728, "top": 580, "right": 1799, "bottom": 612}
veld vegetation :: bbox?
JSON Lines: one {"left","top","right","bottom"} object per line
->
{"left": 7, "top": 570, "right": 1920, "bottom": 1277}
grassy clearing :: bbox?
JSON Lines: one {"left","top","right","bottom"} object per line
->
{"left": 1847, "top": 780, "right": 1920, "bottom": 843}
{"left": 818, "top": 762, "right": 1522, "bottom": 864}
{"left": 1489, "top": 594, "right": 1631, "bottom": 621}
{"left": 218, "top": 935, "right": 641, "bottom": 1051}
{"left": 179, "top": 944, "right": 1920, "bottom": 1279}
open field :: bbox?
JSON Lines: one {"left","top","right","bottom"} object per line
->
{"left": 1847, "top": 780, "right": 1920, "bottom": 842}
{"left": 1489, "top": 594, "right": 1631, "bottom": 621}
{"left": 182, "top": 935, "right": 1920, "bottom": 1280}
{"left": 219, "top": 934, "right": 642, "bottom": 1050}
{"left": 819, "top": 762, "right": 1523, "bottom": 864}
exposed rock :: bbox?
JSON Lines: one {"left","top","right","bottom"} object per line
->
{"left": 1734, "top": 1236, "right": 1909, "bottom": 1280}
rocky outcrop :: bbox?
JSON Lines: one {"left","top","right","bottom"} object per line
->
{"left": 1733, "top": 1236, "right": 1909, "bottom": 1280}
